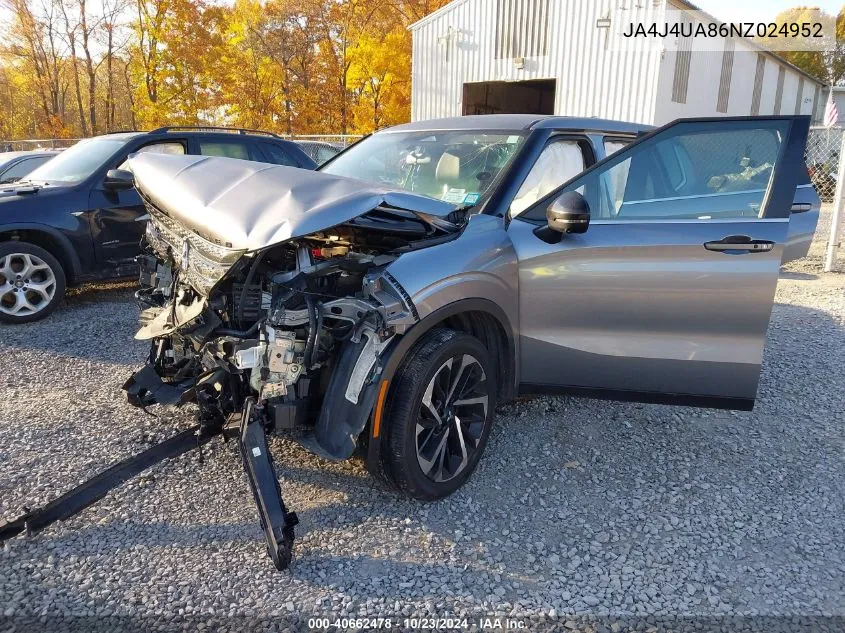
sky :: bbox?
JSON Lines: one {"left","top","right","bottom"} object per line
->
{"left": 694, "top": 0, "right": 842, "bottom": 22}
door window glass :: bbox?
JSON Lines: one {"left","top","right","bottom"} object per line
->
{"left": 199, "top": 141, "right": 251, "bottom": 160}
{"left": 260, "top": 143, "right": 296, "bottom": 166}
{"left": 554, "top": 121, "right": 788, "bottom": 221}
{"left": 511, "top": 140, "right": 587, "bottom": 215}
{"left": 0, "top": 157, "right": 51, "bottom": 183}
{"left": 119, "top": 141, "right": 185, "bottom": 170}
{"left": 315, "top": 146, "right": 340, "bottom": 164}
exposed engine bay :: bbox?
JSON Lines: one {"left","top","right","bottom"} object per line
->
{"left": 122, "top": 186, "right": 463, "bottom": 568}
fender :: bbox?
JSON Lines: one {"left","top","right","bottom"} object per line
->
{"left": 363, "top": 297, "right": 517, "bottom": 476}
{"left": 0, "top": 222, "right": 83, "bottom": 281}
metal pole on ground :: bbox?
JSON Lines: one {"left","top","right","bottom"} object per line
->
{"left": 824, "top": 131, "right": 845, "bottom": 272}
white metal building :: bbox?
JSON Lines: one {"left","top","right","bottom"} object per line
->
{"left": 409, "top": 0, "right": 824, "bottom": 125}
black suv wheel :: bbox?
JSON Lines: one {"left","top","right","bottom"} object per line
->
{"left": 382, "top": 328, "right": 497, "bottom": 500}
{"left": 0, "top": 242, "right": 66, "bottom": 324}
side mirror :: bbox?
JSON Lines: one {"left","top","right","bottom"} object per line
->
{"left": 103, "top": 169, "right": 135, "bottom": 191}
{"left": 546, "top": 190, "right": 590, "bottom": 234}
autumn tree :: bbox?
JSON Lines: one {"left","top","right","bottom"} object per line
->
{"left": 0, "top": 0, "right": 451, "bottom": 139}
{"left": 347, "top": 25, "right": 410, "bottom": 130}
{"left": 768, "top": 7, "right": 845, "bottom": 85}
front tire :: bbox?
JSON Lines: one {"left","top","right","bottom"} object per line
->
{"left": 0, "top": 242, "right": 66, "bottom": 324}
{"left": 382, "top": 328, "right": 497, "bottom": 500}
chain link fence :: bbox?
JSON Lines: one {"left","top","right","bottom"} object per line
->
{"left": 0, "top": 134, "right": 363, "bottom": 153}
{"left": 806, "top": 126, "right": 844, "bottom": 202}
{"left": 0, "top": 138, "right": 81, "bottom": 152}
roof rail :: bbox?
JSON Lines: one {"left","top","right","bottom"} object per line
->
{"left": 149, "top": 126, "right": 281, "bottom": 138}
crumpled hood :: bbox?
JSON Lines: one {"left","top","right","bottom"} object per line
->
{"left": 128, "top": 153, "right": 457, "bottom": 251}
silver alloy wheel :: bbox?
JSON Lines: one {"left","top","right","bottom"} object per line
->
{"left": 0, "top": 252, "right": 57, "bottom": 317}
{"left": 416, "top": 353, "right": 489, "bottom": 483}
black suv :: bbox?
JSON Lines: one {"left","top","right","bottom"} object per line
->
{"left": 0, "top": 127, "right": 316, "bottom": 323}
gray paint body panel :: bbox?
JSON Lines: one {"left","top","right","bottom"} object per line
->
{"left": 783, "top": 185, "right": 821, "bottom": 263}
{"left": 385, "top": 214, "right": 519, "bottom": 340}
{"left": 508, "top": 218, "right": 789, "bottom": 400}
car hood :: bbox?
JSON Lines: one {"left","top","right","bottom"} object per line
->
{"left": 128, "top": 153, "right": 457, "bottom": 251}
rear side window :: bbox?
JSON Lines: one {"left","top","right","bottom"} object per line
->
{"left": 260, "top": 143, "right": 297, "bottom": 166}
{"left": 199, "top": 140, "right": 254, "bottom": 160}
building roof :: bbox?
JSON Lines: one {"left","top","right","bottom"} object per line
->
{"left": 408, "top": 0, "right": 470, "bottom": 31}
{"left": 382, "top": 114, "right": 649, "bottom": 134}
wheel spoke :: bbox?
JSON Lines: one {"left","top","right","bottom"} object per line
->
{"left": 417, "top": 428, "right": 449, "bottom": 478}
{"left": 452, "top": 394, "right": 489, "bottom": 417}
{"left": 26, "top": 279, "right": 55, "bottom": 302}
{"left": 447, "top": 414, "right": 469, "bottom": 475}
{"left": 0, "top": 256, "right": 16, "bottom": 279}
{"left": 9, "top": 291, "right": 37, "bottom": 315}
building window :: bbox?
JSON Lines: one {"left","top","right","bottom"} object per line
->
{"left": 716, "top": 39, "right": 734, "bottom": 113}
{"left": 671, "top": 17, "right": 693, "bottom": 104}
{"left": 774, "top": 66, "right": 785, "bottom": 115}
{"left": 495, "top": 0, "right": 550, "bottom": 59}
{"left": 750, "top": 54, "right": 765, "bottom": 115}
{"left": 794, "top": 77, "right": 805, "bottom": 115}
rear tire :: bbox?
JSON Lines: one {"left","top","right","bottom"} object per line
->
{"left": 382, "top": 328, "right": 497, "bottom": 500}
{"left": 0, "top": 241, "right": 66, "bottom": 324}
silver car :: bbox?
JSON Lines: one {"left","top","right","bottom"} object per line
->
{"left": 120, "top": 114, "right": 818, "bottom": 569}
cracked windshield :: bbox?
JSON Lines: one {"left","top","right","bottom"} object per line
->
{"left": 321, "top": 131, "right": 526, "bottom": 206}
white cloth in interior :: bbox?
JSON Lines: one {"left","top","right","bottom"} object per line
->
{"left": 510, "top": 141, "right": 585, "bottom": 215}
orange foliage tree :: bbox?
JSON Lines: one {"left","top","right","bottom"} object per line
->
{"left": 0, "top": 0, "right": 450, "bottom": 138}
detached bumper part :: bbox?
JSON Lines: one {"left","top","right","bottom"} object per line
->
{"left": 238, "top": 398, "right": 299, "bottom": 570}
{"left": 0, "top": 426, "right": 210, "bottom": 542}
{"left": 123, "top": 365, "right": 192, "bottom": 407}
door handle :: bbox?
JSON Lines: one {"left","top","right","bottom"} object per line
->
{"left": 704, "top": 235, "right": 775, "bottom": 253}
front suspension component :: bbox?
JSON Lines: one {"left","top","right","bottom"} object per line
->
{"left": 237, "top": 398, "right": 299, "bottom": 570}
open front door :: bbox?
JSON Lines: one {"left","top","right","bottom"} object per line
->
{"left": 509, "top": 116, "right": 810, "bottom": 410}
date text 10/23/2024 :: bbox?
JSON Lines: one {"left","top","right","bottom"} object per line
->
{"left": 307, "top": 617, "right": 528, "bottom": 630}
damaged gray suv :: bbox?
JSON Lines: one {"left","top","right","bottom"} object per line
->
{"left": 119, "top": 114, "right": 817, "bottom": 569}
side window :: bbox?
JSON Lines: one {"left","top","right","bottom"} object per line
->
{"left": 316, "top": 146, "right": 340, "bottom": 164}
{"left": 119, "top": 141, "right": 185, "bottom": 170}
{"left": 260, "top": 142, "right": 296, "bottom": 166}
{"left": 604, "top": 139, "right": 630, "bottom": 157}
{"left": 510, "top": 140, "right": 588, "bottom": 215}
{"left": 554, "top": 121, "right": 788, "bottom": 221}
{"left": 199, "top": 140, "right": 253, "bottom": 160}
{"left": 1, "top": 157, "right": 46, "bottom": 183}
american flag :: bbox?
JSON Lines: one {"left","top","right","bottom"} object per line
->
{"left": 824, "top": 91, "right": 839, "bottom": 128}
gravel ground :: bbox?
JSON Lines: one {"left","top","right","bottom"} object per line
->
{"left": 1, "top": 210, "right": 844, "bottom": 632}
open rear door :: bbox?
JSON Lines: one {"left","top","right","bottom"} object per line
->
{"left": 510, "top": 116, "right": 810, "bottom": 409}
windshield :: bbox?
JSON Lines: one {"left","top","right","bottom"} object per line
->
{"left": 26, "top": 137, "right": 127, "bottom": 184}
{"left": 320, "top": 131, "right": 526, "bottom": 206}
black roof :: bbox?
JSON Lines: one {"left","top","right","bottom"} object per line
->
{"left": 384, "top": 115, "right": 649, "bottom": 135}
{"left": 95, "top": 126, "right": 288, "bottom": 141}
